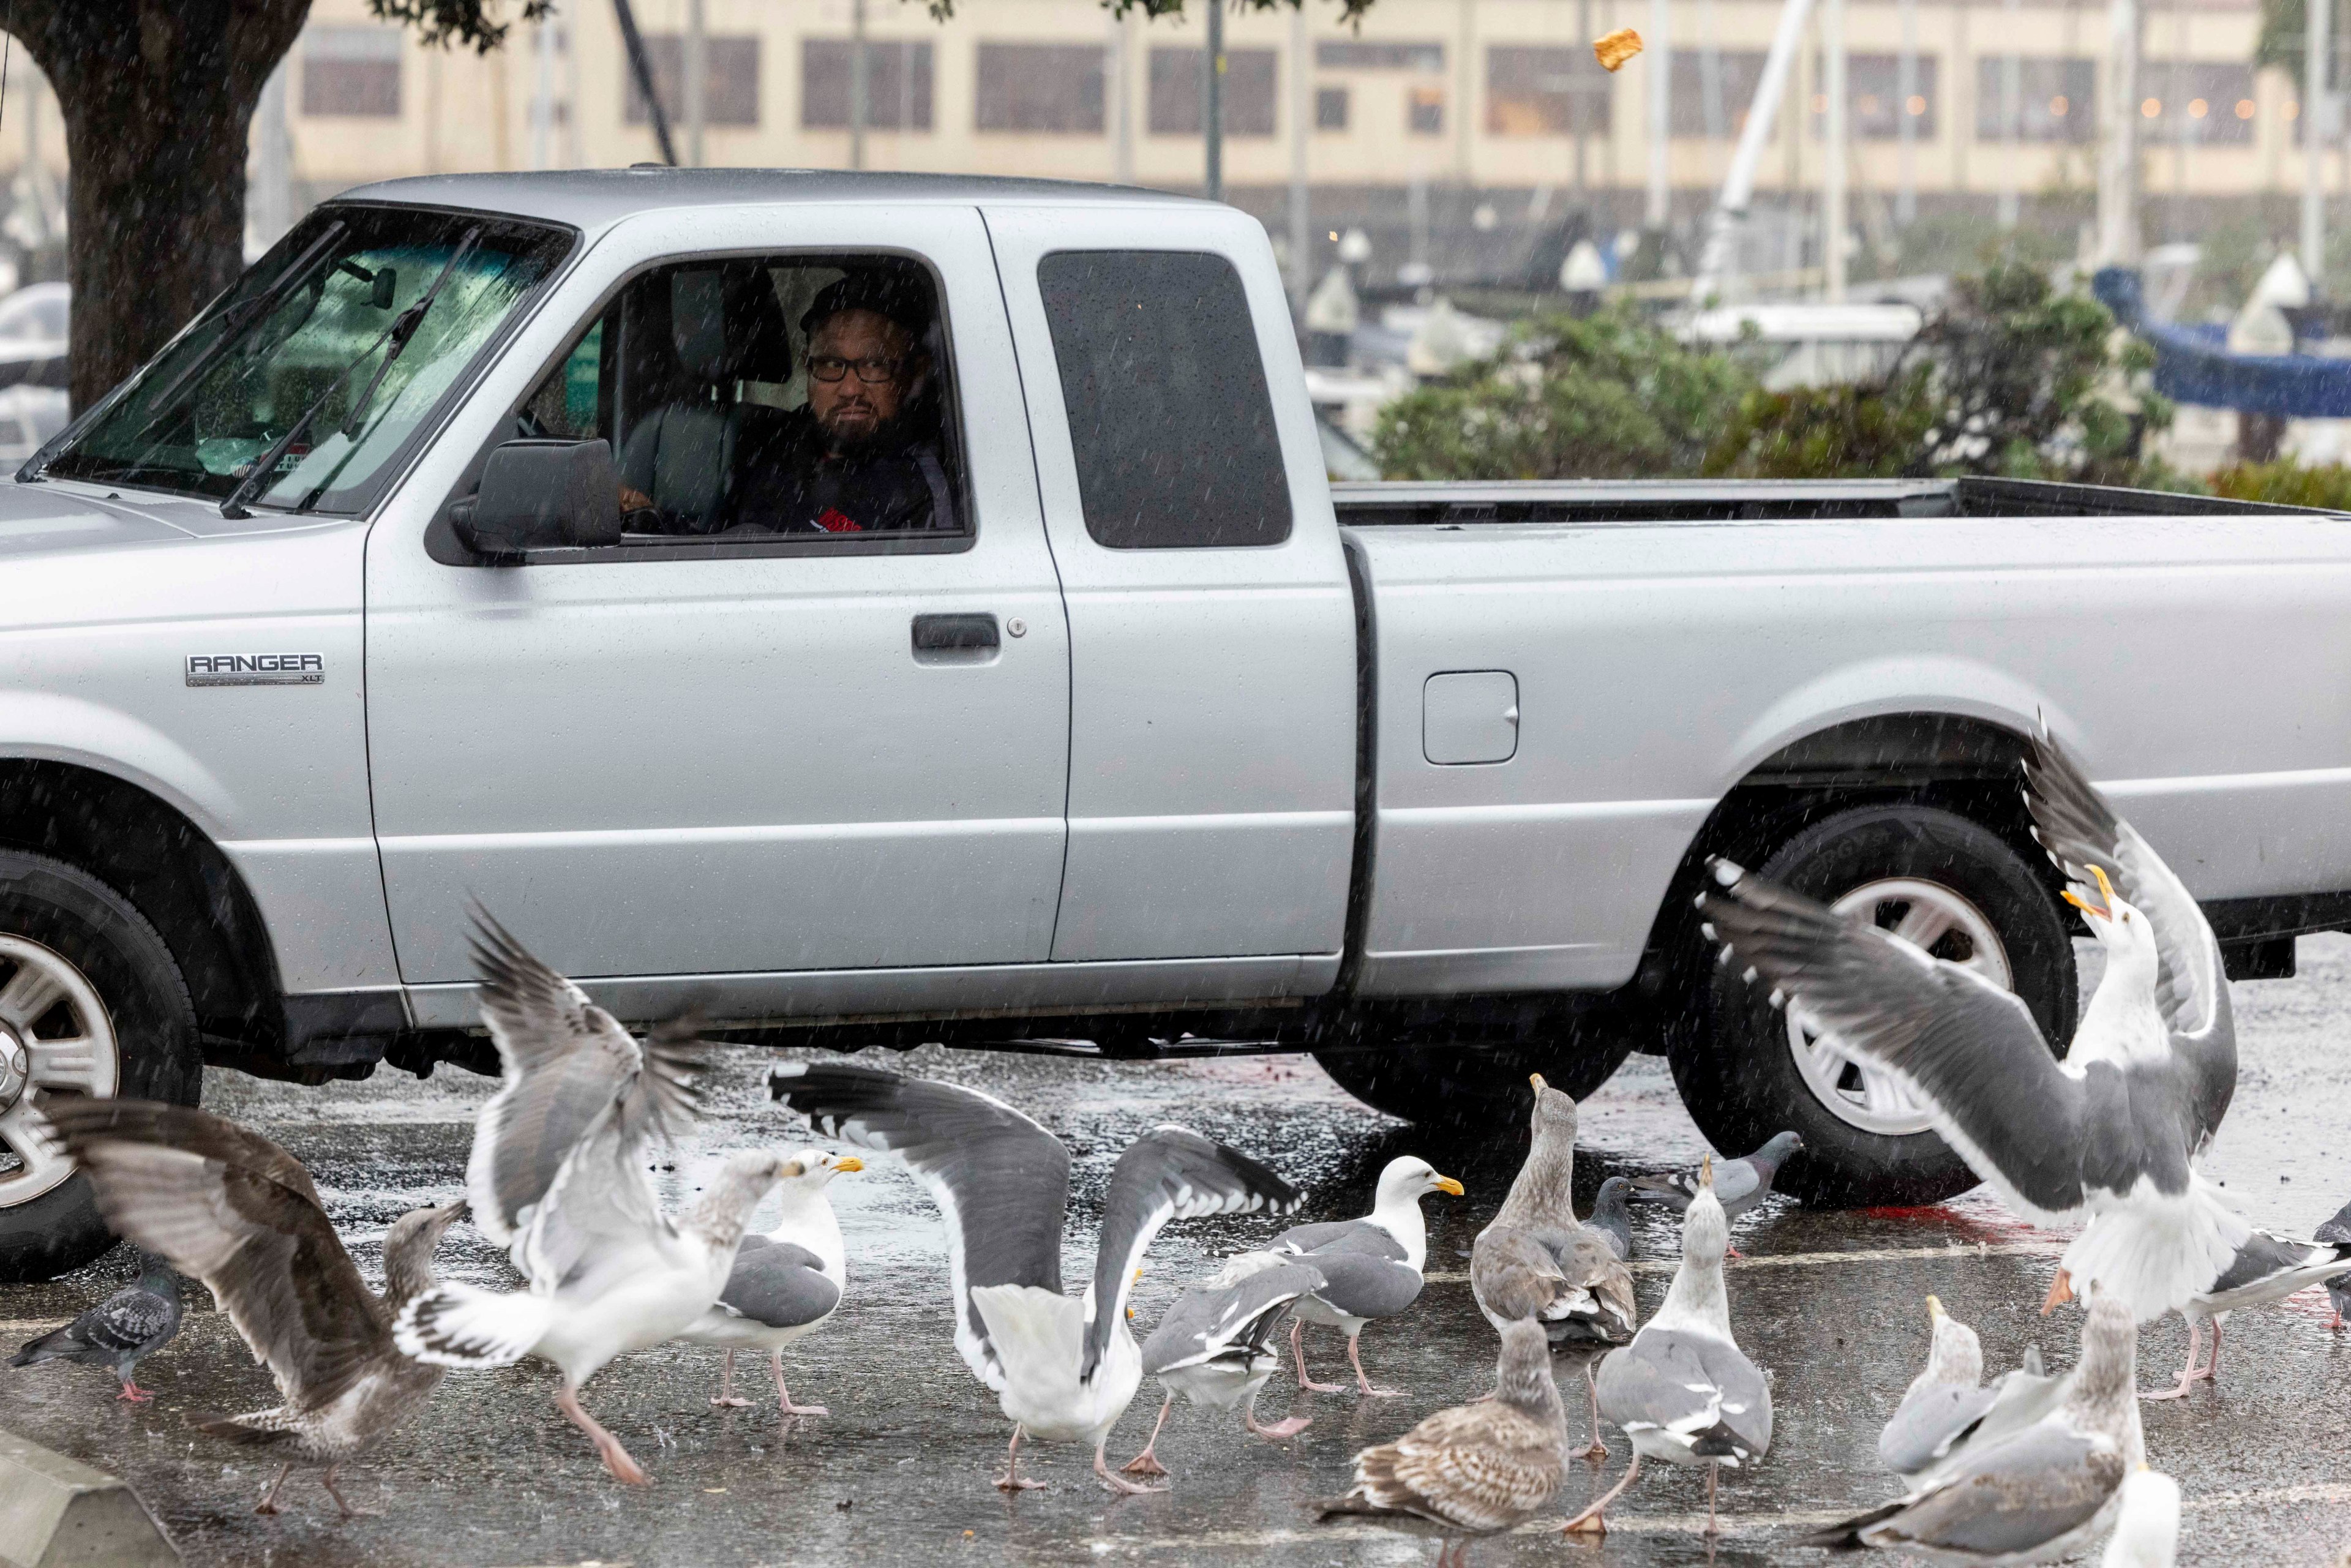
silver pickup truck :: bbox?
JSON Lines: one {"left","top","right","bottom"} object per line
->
{"left": 1, "top": 170, "right": 2344, "bottom": 1280}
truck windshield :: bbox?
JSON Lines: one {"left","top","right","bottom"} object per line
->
{"left": 33, "top": 205, "right": 572, "bottom": 513}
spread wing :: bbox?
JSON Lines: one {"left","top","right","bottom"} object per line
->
{"left": 511, "top": 1097, "right": 675, "bottom": 1298}
{"left": 1084, "top": 1126, "right": 1301, "bottom": 1384}
{"left": 769, "top": 1060, "right": 1069, "bottom": 1392}
{"left": 1699, "top": 861, "right": 2090, "bottom": 1220}
{"left": 39, "top": 1100, "right": 391, "bottom": 1414}
{"left": 465, "top": 910, "right": 699, "bottom": 1253}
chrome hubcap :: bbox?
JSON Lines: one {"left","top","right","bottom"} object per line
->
{"left": 0, "top": 935, "right": 119, "bottom": 1207}
{"left": 1785, "top": 877, "right": 2012, "bottom": 1138}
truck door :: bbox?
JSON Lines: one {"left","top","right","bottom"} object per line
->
{"left": 986, "top": 209, "right": 1357, "bottom": 969}
{"left": 364, "top": 208, "right": 1071, "bottom": 991}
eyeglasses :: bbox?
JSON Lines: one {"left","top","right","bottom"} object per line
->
{"left": 808, "top": 353, "right": 904, "bottom": 384}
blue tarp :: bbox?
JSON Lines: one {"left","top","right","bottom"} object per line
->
{"left": 2093, "top": 266, "right": 2351, "bottom": 418}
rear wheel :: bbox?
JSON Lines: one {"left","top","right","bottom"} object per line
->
{"left": 1672, "top": 803, "right": 2075, "bottom": 1207}
{"left": 1314, "top": 1029, "right": 1638, "bottom": 1127}
{"left": 0, "top": 850, "right": 202, "bottom": 1282}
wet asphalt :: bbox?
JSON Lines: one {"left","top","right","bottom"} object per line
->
{"left": 5, "top": 940, "right": 2351, "bottom": 1567}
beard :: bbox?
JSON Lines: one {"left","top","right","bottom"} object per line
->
{"left": 815, "top": 399, "right": 890, "bottom": 456}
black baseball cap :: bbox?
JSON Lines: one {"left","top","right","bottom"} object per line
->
{"left": 801, "top": 266, "right": 933, "bottom": 339}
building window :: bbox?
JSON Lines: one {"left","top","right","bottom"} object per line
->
{"left": 1809, "top": 54, "right": 1939, "bottom": 139}
{"left": 801, "top": 39, "right": 934, "bottom": 130}
{"left": 1408, "top": 86, "right": 1444, "bottom": 135}
{"left": 1668, "top": 50, "right": 1768, "bottom": 137}
{"left": 1316, "top": 40, "right": 1445, "bottom": 73}
{"left": 301, "top": 26, "right": 402, "bottom": 118}
{"left": 1485, "top": 45, "right": 1610, "bottom": 135}
{"left": 1149, "top": 47, "right": 1278, "bottom": 136}
{"left": 624, "top": 35, "right": 761, "bottom": 126}
{"left": 1974, "top": 58, "right": 2095, "bottom": 143}
{"left": 1316, "top": 85, "right": 1350, "bottom": 129}
{"left": 976, "top": 43, "right": 1106, "bottom": 133}
{"left": 2137, "top": 61, "right": 2255, "bottom": 146}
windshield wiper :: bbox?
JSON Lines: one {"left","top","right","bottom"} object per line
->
{"left": 219, "top": 227, "right": 482, "bottom": 521}
{"left": 129, "top": 221, "right": 350, "bottom": 445}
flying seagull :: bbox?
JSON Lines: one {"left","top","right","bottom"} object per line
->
{"left": 1565, "top": 1158, "right": 1772, "bottom": 1539}
{"left": 38, "top": 1100, "right": 465, "bottom": 1518}
{"left": 1802, "top": 1291, "right": 2145, "bottom": 1564}
{"left": 769, "top": 1059, "right": 1302, "bottom": 1493}
{"left": 1262, "top": 1153, "right": 1462, "bottom": 1397}
{"left": 1119, "top": 1258, "right": 1323, "bottom": 1479}
{"left": 1314, "top": 1318, "right": 1569, "bottom": 1567}
{"left": 394, "top": 915, "right": 789, "bottom": 1486}
{"left": 1696, "top": 730, "right": 2243, "bottom": 1326}
{"left": 2143, "top": 1224, "right": 2351, "bottom": 1399}
{"left": 11, "top": 1249, "right": 183, "bottom": 1402}
{"left": 1470, "top": 1074, "right": 1634, "bottom": 1458}
{"left": 680, "top": 1147, "right": 863, "bottom": 1415}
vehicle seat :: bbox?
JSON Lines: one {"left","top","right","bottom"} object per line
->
{"left": 619, "top": 266, "right": 793, "bottom": 532}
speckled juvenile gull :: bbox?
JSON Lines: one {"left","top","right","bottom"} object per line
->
{"left": 40, "top": 1100, "right": 465, "bottom": 1518}
{"left": 2143, "top": 1223, "right": 2351, "bottom": 1398}
{"left": 770, "top": 1060, "right": 1300, "bottom": 1493}
{"left": 1471, "top": 1074, "right": 1634, "bottom": 1459}
{"left": 1264, "top": 1153, "right": 1461, "bottom": 1397}
{"left": 10, "top": 1248, "right": 182, "bottom": 1402}
{"left": 1565, "top": 1160, "right": 1772, "bottom": 1539}
{"left": 1119, "top": 1258, "right": 1323, "bottom": 1479}
{"left": 1314, "top": 1318, "right": 1569, "bottom": 1567}
{"left": 1699, "top": 733, "right": 2243, "bottom": 1325}
{"left": 1802, "top": 1291, "right": 2145, "bottom": 1565}
{"left": 680, "top": 1148, "right": 863, "bottom": 1415}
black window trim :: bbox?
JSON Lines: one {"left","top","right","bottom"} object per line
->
{"left": 428, "top": 242, "right": 980, "bottom": 568}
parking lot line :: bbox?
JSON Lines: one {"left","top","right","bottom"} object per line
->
{"left": 1423, "top": 1239, "right": 2066, "bottom": 1284}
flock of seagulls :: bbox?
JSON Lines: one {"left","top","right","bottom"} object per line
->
{"left": 10, "top": 727, "right": 2351, "bottom": 1562}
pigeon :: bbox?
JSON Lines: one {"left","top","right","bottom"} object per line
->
{"left": 1802, "top": 1290, "right": 2145, "bottom": 1563}
{"left": 1697, "top": 733, "right": 2243, "bottom": 1324}
{"left": 2102, "top": 1466, "right": 2181, "bottom": 1568}
{"left": 392, "top": 914, "right": 791, "bottom": 1487}
{"left": 679, "top": 1147, "right": 863, "bottom": 1415}
{"left": 1628, "top": 1131, "right": 1804, "bottom": 1248}
{"left": 1119, "top": 1258, "right": 1323, "bottom": 1479}
{"left": 1470, "top": 1074, "right": 1635, "bottom": 1458}
{"left": 10, "top": 1248, "right": 183, "bottom": 1401}
{"left": 1565, "top": 1158, "right": 1772, "bottom": 1538}
{"left": 1588, "top": 1176, "right": 1635, "bottom": 1262}
{"left": 2143, "top": 1224, "right": 2351, "bottom": 1398}
{"left": 37, "top": 1100, "right": 466, "bottom": 1518}
{"left": 2317, "top": 1195, "right": 2351, "bottom": 1329}
{"left": 1262, "top": 1154, "right": 1462, "bottom": 1397}
{"left": 1314, "top": 1318, "right": 1569, "bottom": 1566}
{"left": 769, "top": 1060, "right": 1301, "bottom": 1493}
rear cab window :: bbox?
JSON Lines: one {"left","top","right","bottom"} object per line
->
{"left": 1037, "top": 250, "right": 1291, "bottom": 549}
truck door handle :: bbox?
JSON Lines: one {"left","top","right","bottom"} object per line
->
{"left": 912, "top": 612, "right": 1000, "bottom": 654}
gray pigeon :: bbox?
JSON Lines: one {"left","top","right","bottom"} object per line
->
{"left": 2317, "top": 1195, "right": 2351, "bottom": 1329}
{"left": 1629, "top": 1133, "right": 1804, "bottom": 1239}
{"left": 1588, "top": 1177, "right": 1635, "bottom": 1262}
{"left": 11, "top": 1248, "right": 183, "bottom": 1401}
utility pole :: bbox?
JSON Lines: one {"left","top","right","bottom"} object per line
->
{"left": 1289, "top": 2, "right": 1311, "bottom": 301}
{"left": 1896, "top": 0, "right": 1916, "bottom": 223}
{"left": 2096, "top": 0, "right": 2140, "bottom": 265}
{"left": 851, "top": 0, "right": 870, "bottom": 171}
{"left": 1998, "top": 0, "right": 2020, "bottom": 226}
{"left": 1690, "top": 0, "right": 1818, "bottom": 302}
{"left": 684, "top": 0, "right": 707, "bottom": 167}
{"left": 1204, "top": 0, "right": 1226, "bottom": 203}
{"left": 1646, "top": 0, "right": 1673, "bottom": 228}
{"left": 531, "top": 6, "right": 559, "bottom": 170}
{"left": 1575, "top": 0, "right": 1592, "bottom": 196}
{"left": 250, "top": 58, "right": 293, "bottom": 253}
{"left": 2306, "top": 0, "right": 2332, "bottom": 283}
{"left": 1824, "top": 0, "right": 1848, "bottom": 298}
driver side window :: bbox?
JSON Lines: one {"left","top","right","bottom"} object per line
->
{"left": 519, "top": 254, "right": 967, "bottom": 544}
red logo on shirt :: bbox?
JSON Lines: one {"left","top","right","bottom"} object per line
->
{"left": 816, "top": 508, "right": 863, "bottom": 533}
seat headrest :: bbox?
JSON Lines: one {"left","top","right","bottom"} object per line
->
{"left": 669, "top": 264, "right": 794, "bottom": 388}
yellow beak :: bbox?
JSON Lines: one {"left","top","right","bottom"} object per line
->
{"left": 833, "top": 1156, "right": 864, "bottom": 1173}
{"left": 1529, "top": 1072, "right": 1547, "bottom": 1092}
{"left": 1433, "top": 1175, "right": 1465, "bottom": 1197}
{"left": 2063, "top": 865, "right": 2117, "bottom": 921}
{"left": 1925, "top": 1294, "right": 1944, "bottom": 1321}
{"left": 1700, "top": 1154, "right": 1715, "bottom": 1189}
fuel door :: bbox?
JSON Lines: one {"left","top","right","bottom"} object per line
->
{"left": 1423, "top": 670, "right": 1520, "bottom": 765}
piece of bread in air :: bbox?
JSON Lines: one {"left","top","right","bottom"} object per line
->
{"left": 1594, "top": 28, "right": 1644, "bottom": 71}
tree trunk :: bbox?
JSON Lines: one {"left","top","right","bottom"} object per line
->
{"left": 11, "top": 1, "right": 310, "bottom": 411}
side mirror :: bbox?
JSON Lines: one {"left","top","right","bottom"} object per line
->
{"left": 452, "top": 438, "right": 623, "bottom": 555}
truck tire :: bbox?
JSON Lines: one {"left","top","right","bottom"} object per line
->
{"left": 0, "top": 850, "right": 202, "bottom": 1283}
{"left": 1671, "top": 803, "right": 2075, "bottom": 1209}
{"left": 1314, "top": 1030, "right": 1639, "bottom": 1128}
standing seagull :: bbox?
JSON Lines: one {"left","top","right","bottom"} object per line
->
{"left": 2320, "top": 1195, "right": 2351, "bottom": 1329}
{"left": 11, "top": 1250, "right": 182, "bottom": 1402}
{"left": 1120, "top": 1258, "right": 1324, "bottom": 1479}
{"left": 1314, "top": 1318, "right": 1569, "bottom": 1566}
{"left": 394, "top": 914, "right": 789, "bottom": 1486}
{"left": 1565, "top": 1160, "right": 1771, "bottom": 1539}
{"left": 38, "top": 1101, "right": 465, "bottom": 1518}
{"left": 680, "top": 1148, "right": 864, "bottom": 1415}
{"left": 769, "top": 1060, "right": 1302, "bottom": 1493}
{"left": 1698, "top": 734, "right": 2243, "bottom": 1326}
{"left": 1802, "top": 1292, "right": 2145, "bottom": 1563}
{"left": 1265, "top": 1154, "right": 1463, "bottom": 1397}
{"left": 2102, "top": 1467, "right": 2181, "bottom": 1568}
{"left": 1471, "top": 1074, "right": 1635, "bottom": 1458}
{"left": 2143, "top": 1225, "right": 2351, "bottom": 1398}
{"left": 1878, "top": 1297, "right": 1997, "bottom": 1480}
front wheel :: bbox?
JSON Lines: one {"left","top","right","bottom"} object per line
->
{"left": 1671, "top": 803, "right": 2076, "bottom": 1208}
{"left": 0, "top": 850, "right": 203, "bottom": 1282}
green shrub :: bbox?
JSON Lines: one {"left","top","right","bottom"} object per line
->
{"left": 2208, "top": 460, "right": 2351, "bottom": 510}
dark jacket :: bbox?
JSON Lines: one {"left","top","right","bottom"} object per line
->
{"left": 724, "top": 407, "right": 957, "bottom": 535}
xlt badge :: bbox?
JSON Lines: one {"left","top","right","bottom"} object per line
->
{"left": 185, "top": 653, "right": 325, "bottom": 688}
